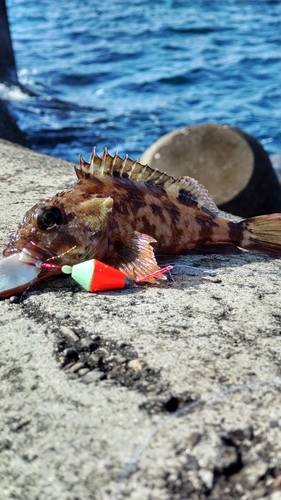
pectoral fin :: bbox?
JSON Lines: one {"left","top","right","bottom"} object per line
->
{"left": 104, "top": 231, "right": 166, "bottom": 281}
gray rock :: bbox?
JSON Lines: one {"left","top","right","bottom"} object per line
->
{"left": 198, "top": 469, "right": 214, "bottom": 490}
{"left": 0, "top": 101, "right": 30, "bottom": 147}
{"left": 82, "top": 370, "right": 105, "bottom": 384}
{"left": 234, "top": 461, "right": 269, "bottom": 489}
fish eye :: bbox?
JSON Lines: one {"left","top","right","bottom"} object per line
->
{"left": 36, "top": 206, "right": 62, "bottom": 231}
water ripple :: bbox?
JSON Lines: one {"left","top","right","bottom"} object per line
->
{"left": 4, "top": 0, "right": 281, "bottom": 162}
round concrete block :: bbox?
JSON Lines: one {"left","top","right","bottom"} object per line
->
{"left": 140, "top": 124, "right": 281, "bottom": 218}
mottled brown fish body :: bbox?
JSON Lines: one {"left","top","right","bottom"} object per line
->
{"left": 73, "top": 176, "right": 235, "bottom": 254}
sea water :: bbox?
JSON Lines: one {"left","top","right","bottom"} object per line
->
{"left": 3, "top": 0, "right": 281, "bottom": 163}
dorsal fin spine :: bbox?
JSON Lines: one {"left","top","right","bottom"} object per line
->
{"left": 111, "top": 151, "right": 118, "bottom": 175}
{"left": 79, "top": 155, "right": 87, "bottom": 170}
{"left": 144, "top": 169, "right": 156, "bottom": 182}
{"left": 121, "top": 155, "right": 128, "bottom": 176}
{"left": 101, "top": 148, "right": 108, "bottom": 175}
{"left": 155, "top": 171, "right": 166, "bottom": 183}
{"left": 75, "top": 149, "right": 219, "bottom": 215}
{"left": 129, "top": 160, "right": 138, "bottom": 179}
{"left": 137, "top": 164, "right": 148, "bottom": 181}
{"left": 90, "top": 147, "right": 97, "bottom": 175}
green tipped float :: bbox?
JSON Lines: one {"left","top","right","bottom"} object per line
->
{"left": 62, "top": 259, "right": 133, "bottom": 292}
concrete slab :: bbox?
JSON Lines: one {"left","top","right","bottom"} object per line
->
{"left": 0, "top": 139, "right": 281, "bottom": 500}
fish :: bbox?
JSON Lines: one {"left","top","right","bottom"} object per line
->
{"left": 1, "top": 148, "right": 281, "bottom": 298}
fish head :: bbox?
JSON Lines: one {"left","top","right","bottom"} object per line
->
{"left": 3, "top": 190, "right": 114, "bottom": 267}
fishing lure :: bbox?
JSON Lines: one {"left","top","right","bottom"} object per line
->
{"left": 0, "top": 253, "right": 41, "bottom": 298}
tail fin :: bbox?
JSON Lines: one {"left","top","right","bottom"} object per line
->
{"left": 238, "top": 214, "right": 281, "bottom": 255}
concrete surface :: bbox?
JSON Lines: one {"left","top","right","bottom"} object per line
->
{"left": 0, "top": 139, "right": 281, "bottom": 500}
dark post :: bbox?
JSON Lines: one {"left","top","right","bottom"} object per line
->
{"left": 0, "top": 0, "right": 18, "bottom": 84}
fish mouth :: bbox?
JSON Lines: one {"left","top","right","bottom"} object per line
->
{"left": 3, "top": 239, "right": 58, "bottom": 265}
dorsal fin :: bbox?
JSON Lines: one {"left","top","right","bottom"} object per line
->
{"left": 75, "top": 148, "right": 219, "bottom": 215}
{"left": 167, "top": 176, "right": 219, "bottom": 215}
{"left": 75, "top": 147, "right": 174, "bottom": 185}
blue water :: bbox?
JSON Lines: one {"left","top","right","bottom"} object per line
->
{"left": 3, "top": 0, "right": 281, "bottom": 163}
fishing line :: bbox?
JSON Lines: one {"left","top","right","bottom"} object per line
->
{"left": 155, "top": 263, "right": 212, "bottom": 273}
{"left": 38, "top": 261, "right": 216, "bottom": 292}
{"left": 114, "top": 376, "right": 281, "bottom": 500}
{"left": 169, "top": 264, "right": 216, "bottom": 274}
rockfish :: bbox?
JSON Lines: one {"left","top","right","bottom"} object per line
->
{"left": 1, "top": 149, "right": 281, "bottom": 297}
